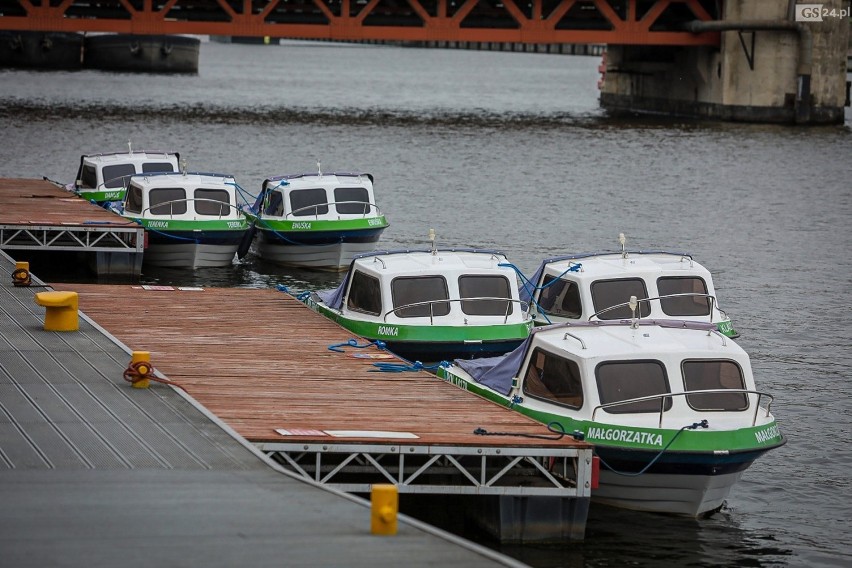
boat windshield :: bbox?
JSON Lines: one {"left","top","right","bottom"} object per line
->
{"left": 334, "top": 186, "right": 370, "bottom": 214}
{"left": 194, "top": 188, "right": 231, "bottom": 216}
{"left": 596, "top": 360, "right": 672, "bottom": 413}
{"left": 522, "top": 347, "right": 583, "bottom": 409}
{"left": 346, "top": 270, "right": 382, "bottom": 316}
{"left": 290, "top": 188, "right": 329, "bottom": 217}
{"left": 657, "top": 277, "right": 711, "bottom": 316}
{"left": 150, "top": 187, "right": 187, "bottom": 215}
{"left": 682, "top": 360, "right": 748, "bottom": 411}
{"left": 102, "top": 164, "right": 136, "bottom": 188}
{"left": 458, "top": 275, "right": 513, "bottom": 316}
{"left": 142, "top": 162, "right": 176, "bottom": 173}
{"left": 591, "top": 278, "right": 651, "bottom": 319}
{"left": 538, "top": 274, "right": 581, "bottom": 318}
{"left": 80, "top": 165, "right": 98, "bottom": 189}
{"left": 391, "top": 276, "right": 450, "bottom": 318}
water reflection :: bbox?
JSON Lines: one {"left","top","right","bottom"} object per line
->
{"left": 498, "top": 505, "right": 793, "bottom": 568}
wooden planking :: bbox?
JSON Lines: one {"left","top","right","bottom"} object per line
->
{"left": 0, "top": 178, "right": 131, "bottom": 226}
{"left": 62, "top": 284, "right": 585, "bottom": 449}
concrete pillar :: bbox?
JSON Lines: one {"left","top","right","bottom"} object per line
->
{"left": 599, "top": 0, "right": 849, "bottom": 124}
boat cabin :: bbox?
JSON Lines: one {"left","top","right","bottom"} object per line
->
{"left": 74, "top": 150, "right": 180, "bottom": 202}
{"left": 259, "top": 172, "right": 380, "bottom": 220}
{"left": 525, "top": 251, "right": 736, "bottom": 336}
{"left": 503, "top": 322, "right": 757, "bottom": 425}
{"left": 121, "top": 172, "right": 242, "bottom": 221}
{"left": 334, "top": 250, "right": 529, "bottom": 325}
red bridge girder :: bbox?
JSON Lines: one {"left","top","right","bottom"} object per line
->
{"left": 0, "top": 0, "right": 721, "bottom": 46}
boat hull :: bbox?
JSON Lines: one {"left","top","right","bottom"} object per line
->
{"left": 591, "top": 445, "right": 769, "bottom": 516}
{"left": 255, "top": 228, "right": 384, "bottom": 271}
{"left": 595, "top": 469, "right": 744, "bottom": 516}
{"left": 378, "top": 338, "right": 525, "bottom": 363}
{"left": 145, "top": 230, "right": 245, "bottom": 268}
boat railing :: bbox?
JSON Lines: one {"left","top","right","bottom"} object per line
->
{"left": 283, "top": 200, "right": 383, "bottom": 219}
{"left": 588, "top": 293, "right": 728, "bottom": 322}
{"left": 383, "top": 297, "right": 530, "bottom": 325}
{"left": 590, "top": 389, "right": 775, "bottom": 428}
{"left": 141, "top": 198, "right": 245, "bottom": 220}
{"left": 89, "top": 173, "right": 134, "bottom": 192}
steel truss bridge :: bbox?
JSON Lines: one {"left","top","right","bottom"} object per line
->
{"left": 0, "top": 0, "right": 720, "bottom": 45}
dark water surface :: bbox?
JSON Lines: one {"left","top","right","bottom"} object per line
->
{"left": 1, "top": 40, "right": 850, "bottom": 567}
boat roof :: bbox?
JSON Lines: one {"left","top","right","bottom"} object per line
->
{"left": 80, "top": 151, "right": 179, "bottom": 165}
{"left": 263, "top": 172, "right": 374, "bottom": 189}
{"left": 543, "top": 251, "right": 709, "bottom": 280}
{"left": 354, "top": 248, "right": 510, "bottom": 276}
{"left": 532, "top": 320, "right": 739, "bottom": 360}
{"left": 127, "top": 171, "right": 236, "bottom": 189}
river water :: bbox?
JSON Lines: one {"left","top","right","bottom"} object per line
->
{"left": 1, "top": 40, "right": 850, "bottom": 567}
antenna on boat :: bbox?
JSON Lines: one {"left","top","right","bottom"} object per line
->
{"left": 619, "top": 232, "right": 627, "bottom": 259}
{"left": 181, "top": 158, "right": 187, "bottom": 177}
{"left": 429, "top": 228, "right": 437, "bottom": 255}
{"left": 127, "top": 140, "right": 132, "bottom": 155}
{"left": 629, "top": 295, "right": 639, "bottom": 329}
{"left": 317, "top": 160, "right": 322, "bottom": 179}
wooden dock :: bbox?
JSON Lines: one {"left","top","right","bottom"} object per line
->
{"left": 60, "top": 283, "right": 593, "bottom": 540}
{"left": 0, "top": 178, "right": 144, "bottom": 275}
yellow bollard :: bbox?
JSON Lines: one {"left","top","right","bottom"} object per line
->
{"left": 33, "top": 291, "right": 79, "bottom": 332}
{"left": 370, "top": 484, "right": 398, "bottom": 536}
{"left": 129, "top": 351, "right": 152, "bottom": 389}
{"left": 12, "top": 261, "right": 31, "bottom": 286}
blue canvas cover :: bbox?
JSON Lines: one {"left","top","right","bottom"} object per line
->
{"left": 455, "top": 336, "right": 532, "bottom": 395}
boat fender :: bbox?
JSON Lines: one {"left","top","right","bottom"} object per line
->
{"left": 236, "top": 223, "right": 256, "bottom": 259}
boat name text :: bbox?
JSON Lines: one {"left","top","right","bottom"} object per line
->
{"left": 368, "top": 218, "right": 384, "bottom": 226}
{"left": 586, "top": 426, "right": 663, "bottom": 446}
{"left": 226, "top": 221, "right": 244, "bottom": 229}
{"left": 292, "top": 222, "right": 312, "bottom": 230}
{"left": 103, "top": 191, "right": 121, "bottom": 199}
{"left": 377, "top": 325, "right": 399, "bottom": 336}
{"left": 754, "top": 424, "right": 780, "bottom": 444}
{"left": 444, "top": 374, "right": 469, "bottom": 391}
{"left": 148, "top": 221, "right": 169, "bottom": 229}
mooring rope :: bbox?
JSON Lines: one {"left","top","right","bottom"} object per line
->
{"left": 122, "top": 361, "right": 187, "bottom": 392}
{"left": 595, "top": 420, "right": 710, "bottom": 477}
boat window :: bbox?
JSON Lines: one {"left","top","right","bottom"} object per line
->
{"left": 102, "top": 164, "right": 136, "bottom": 189}
{"left": 334, "top": 186, "right": 371, "bottom": 215}
{"left": 79, "top": 165, "right": 97, "bottom": 189}
{"left": 391, "top": 276, "right": 450, "bottom": 318}
{"left": 289, "top": 188, "right": 329, "bottom": 217}
{"left": 149, "top": 187, "right": 187, "bottom": 215}
{"left": 142, "top": 162, "right": 176, "bottom": 173}
{"left": 264, "top": 191, "right": 284, "bottom": 216}
{"left": 682, "top": 360, "right": 748, "bottom": 411}
{"left": 591, "top": 279, "right": 650, "bottom": 320}
{"left": 458, "top": 275, "right": 513, "bottom": 316}
{"left": 538, "top": 275, "right": 581, "bottom": 319}
{"left": 124, "top": 185, "right": 144, "bottom": 214}
{"left": 658, "top": 277, "right": 711, "bottom": 316}
{"left": 194, "top": 188, "right": 231, "bottom": 216}
{"left": 596, "top": 361, "right": 671, "bottom": 414}
{"left": 523, "top": 347, "right": 584, "bottom": 409}
{"left": 346, "top": 270, "right": 382, "bottom": 316}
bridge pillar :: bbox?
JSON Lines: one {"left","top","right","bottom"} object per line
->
{"left": 599, "top": 0, "right": 850, "bottom": 124}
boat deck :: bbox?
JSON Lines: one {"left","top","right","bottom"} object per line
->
{"left": 0, "top": 251, "right": 526, "bottom": 567}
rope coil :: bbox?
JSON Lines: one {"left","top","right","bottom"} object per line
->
{"left": 122, "top": 361, "right": 186, "bottom": 392}
{"left": 11, "top": 268, "right": 31, "bottom": 287}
